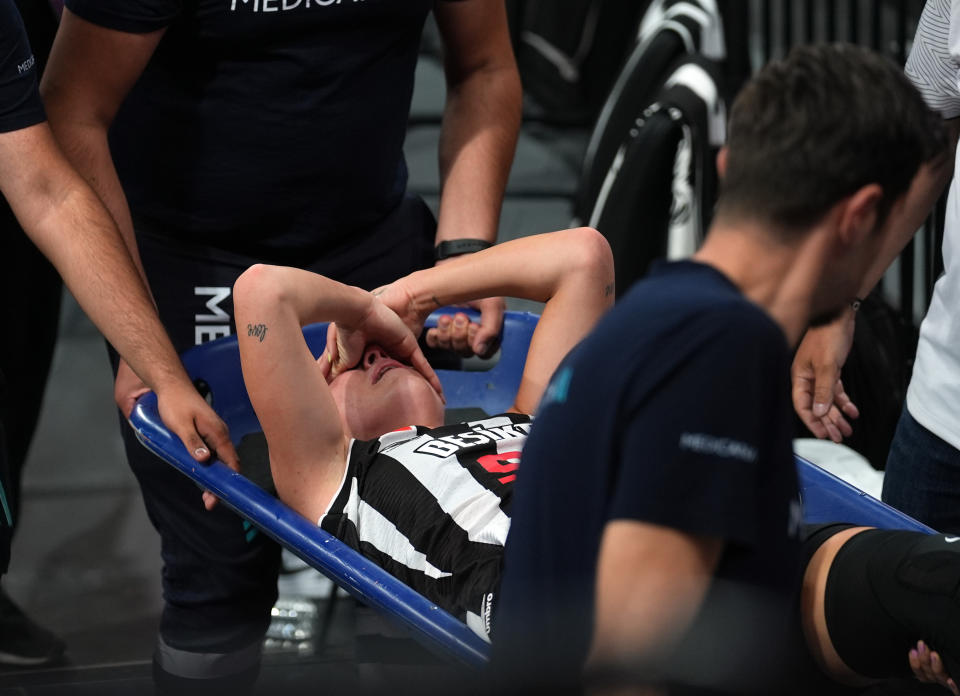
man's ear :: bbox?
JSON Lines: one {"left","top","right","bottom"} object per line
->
{"left": 836, "top": 184, "right": 883, "bottom": 248}
{"left": 716, "top": 147, "right": 728, "bottom": 179}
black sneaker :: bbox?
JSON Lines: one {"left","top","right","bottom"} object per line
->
{"left": 0, "top": 587, "right": 66, "bottom": 666}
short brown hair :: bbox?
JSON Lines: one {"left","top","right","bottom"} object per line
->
{"left": 716, "top": 43, "right": 947, "bottom": 233}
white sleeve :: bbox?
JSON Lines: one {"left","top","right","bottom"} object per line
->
{"left": 906, "top": 0, "right": 960, "bottom": 119}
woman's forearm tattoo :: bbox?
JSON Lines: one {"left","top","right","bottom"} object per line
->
{"left": 247, "top": 323, "right": 268, "bottom": 343}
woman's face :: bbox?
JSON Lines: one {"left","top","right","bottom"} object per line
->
{"left": 327, "top": 344, "right": 445, "bottom": 440}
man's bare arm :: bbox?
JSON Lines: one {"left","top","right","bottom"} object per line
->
{"left": 585, "top": 521, "right": 723, "bottom": 695}
{"left": 434, "top": 0, "right": 520, "bottom": 245}
{"left": 40, "top": 8, "right": 165, "bottom": 284}
{"left": 35, "top": 11, "right": 239, "bottom": 478}
{"left": 429, "top": 0, "right": 523, "bottom": 357}
{"left": 792, "top": 142, "right": 956, "bottom": 440}
{"left": 0, "top": 121, "right": 236, "bottom": 470}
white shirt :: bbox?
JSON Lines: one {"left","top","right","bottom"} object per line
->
{"left": 905, "top": 0, "right": 960, "bottom": 450}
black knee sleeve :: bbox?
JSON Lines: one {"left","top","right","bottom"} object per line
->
{"left": 824, "top": 529, "right": 960, "bottom": 680}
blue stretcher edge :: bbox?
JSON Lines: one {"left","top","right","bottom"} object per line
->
{"left": 795, "top": 454, "right": 934, "bottom": 533}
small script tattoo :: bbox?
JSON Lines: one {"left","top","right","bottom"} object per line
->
{"left": 604, "top": 283, "right": 615, "bottom": 297}
{"left": 431, "top": 295, "right": 442, "bottom": 308}
{"left": 247, "top": 323, "right": 268, "bottom": 343}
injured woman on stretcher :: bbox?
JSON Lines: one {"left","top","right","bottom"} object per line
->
{"left": 232, "top": 227, "right": 960, "bottom": 694}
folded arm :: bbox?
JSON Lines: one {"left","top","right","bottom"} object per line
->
{"left": 381, "top": 227, "right": 615, "bottom": 414}
{"left": 233, "top": 265, "right": 440, "bottom": 521}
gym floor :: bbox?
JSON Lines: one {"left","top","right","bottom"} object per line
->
{"left": 0, "top": 53, "right": 584, "bottom": 694}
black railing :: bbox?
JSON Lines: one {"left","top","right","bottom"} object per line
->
{"left": 751, "top": 0, "right": 923, "bottom": 64}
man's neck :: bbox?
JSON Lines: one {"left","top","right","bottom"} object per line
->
{"left": 692, "top": 220, "right": 827, "bottom": 347}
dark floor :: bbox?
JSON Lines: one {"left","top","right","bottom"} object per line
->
{"left": 0, "top": 53, "right": 583, "bottom": 693}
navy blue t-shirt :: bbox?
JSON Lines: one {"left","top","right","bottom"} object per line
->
{"left": 0, "top": 0, "right": 45, "bottom": 134}
{"left": 65, "top": 0, "right": 451, "bottom": 250}
{"left": 492, "top": 260, "right": 802, "bottom": 694}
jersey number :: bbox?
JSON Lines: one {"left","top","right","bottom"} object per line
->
{"left": 477, "top": 452, "right": 520, "bottom": 485}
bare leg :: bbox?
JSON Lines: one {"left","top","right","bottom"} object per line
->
{"left": 800, "top": 526, "right": 876, "bottom": 686}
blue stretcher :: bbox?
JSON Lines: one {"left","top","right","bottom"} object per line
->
{"left": 129, "top": 309, "right": 932, "bottom": 669}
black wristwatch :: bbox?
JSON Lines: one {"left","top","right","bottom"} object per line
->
{"left": 434, "top": 238, "right": 493, "bottom": 261}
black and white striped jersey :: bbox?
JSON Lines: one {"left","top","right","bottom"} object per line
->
{"left": 319, "top": 413, "right": 532, "bottom": 640}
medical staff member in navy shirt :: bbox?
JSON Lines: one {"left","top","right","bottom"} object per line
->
{"left": 493, "top": 45, "right": 948, "bottom": 694}
{"left": 39, "top": 0, "right": 521, "bottom": 691}
{"left": 0, "top": 0, "right": 237, "bottom": 665}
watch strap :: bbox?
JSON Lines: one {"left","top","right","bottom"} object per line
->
{"left": 434, "top": 239, "right": 493, "bottom": 261}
